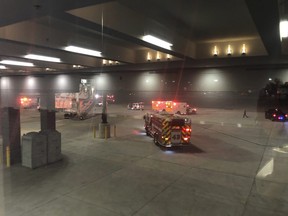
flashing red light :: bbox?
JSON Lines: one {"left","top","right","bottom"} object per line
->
{"left": 184, "top": 137, "right": 188, "bottom": 141}
{"left": 185, "top": 128, "right": 191, "bottom": 132}
{"left": 273, "top": 114, "right": 276, "bottom": 117}
{"left": 20, "top": 97, "right": 29, "bottom": 104}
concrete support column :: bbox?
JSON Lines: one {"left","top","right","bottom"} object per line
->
{"left": 39, "top": 93, "right": 56, "bottom": 131}
{"left": 40, "top": 110, "right": 56, "bottom": 131}
{"left": 0, "top": 95, "right": 2, "bottom": 136}
{"left": 39, "top": 92, "right": 55, "bottom": 111}
{"left": 1, "top": 107, "right": 21, "bottom": 164}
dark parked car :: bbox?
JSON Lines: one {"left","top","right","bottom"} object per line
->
{"left": 265, "top": 108, "right": 287, "bottom": 121}
{"left": 64, "top": 112, "right": 77, "bottom": 119}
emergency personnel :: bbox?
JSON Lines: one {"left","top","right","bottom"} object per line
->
{"left": 243, "top": 109, "right": 248, "bottom": 118}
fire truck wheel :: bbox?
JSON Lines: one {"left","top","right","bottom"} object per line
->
{"left": 146, "top": 130, "right": 149, "bottom": 136}
{"left": 153, "top": 134, "right": 158, "bottom": 145}
{"left": 79, "top": 116, "right": 84, "bottom": 120}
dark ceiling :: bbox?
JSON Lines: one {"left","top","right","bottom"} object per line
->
{"left": 0, "top": 0, "right": 286, "bottom": 76}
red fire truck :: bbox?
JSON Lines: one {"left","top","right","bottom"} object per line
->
{"left": 144, "top": 112, "right": 192, "bottom": 147}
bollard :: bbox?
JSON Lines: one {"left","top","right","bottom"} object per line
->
{"left": 6, "top": 146, "right": 10, "bottom": 168}
{"left": 114, "top": 125, "right": 116, "bottom": 137}
{"left": 93, "top": 126, "right": 96, "bottom": 138}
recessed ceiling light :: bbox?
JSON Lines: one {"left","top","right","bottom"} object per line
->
{"left": 142, "top": 35, "right": 172, "bottom": 50}
{"left": 0, "top": 60, "right": 34, "bottom": 67}
{"left": 24, "top": 54, "right": 61, "bottom": 62}
{"left": 64, "top": 45, "right": 102, "bottom": 57}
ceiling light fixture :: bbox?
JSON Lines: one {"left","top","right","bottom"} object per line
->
{"left": 280, "top": 20, "right": 288, "bottom": 38}
{"left": 64, "top": 45, "right": 102, "bottom": 57}
{"left": 24, "top": 54, "right": 61, "bottom": 62}
{"left": 0, "top": 60, "right": 34, "bottom": 67}
{"left": 142, "top": 35, "right": 172, "bottom": 50}
{"left": 0, "top": 65, "right": 7, "bottom": 69}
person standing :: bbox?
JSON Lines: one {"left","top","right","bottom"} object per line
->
{"left": 243, "top": 109, "right": 248, "bottom": 118}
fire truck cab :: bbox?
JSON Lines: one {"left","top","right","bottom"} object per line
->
{"left": 144, "top": 112, "right": 192, "bottom": 147}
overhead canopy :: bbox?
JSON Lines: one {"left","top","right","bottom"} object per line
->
{"left": 0, "top": 0, "right": 286, "bottom": 75}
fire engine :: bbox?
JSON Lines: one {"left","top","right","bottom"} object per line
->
{"left": 144, "top": 112, "right": 192, "bottom": 147}
{"left": 152, "top": 100, "right": 196, "bottom": 115}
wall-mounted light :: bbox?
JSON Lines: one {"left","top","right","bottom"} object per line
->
{"left": 156, "top": 52, "right": 161, "bottom": 61}
{"left": 142, "top": 35, "right": 172, "bottom": 50}
{"left": 45, "top": 68, "right": 55, "bottom": 71}
{"left": 103, "top": 59, "right": 107, "bottom": 65}
{"left": 213, "top": 46, "right": 218, "bottom": 57}
{"left": 24, "top": 54, "right": 61, "bottom": 63}
{"left": 0, "top": 60, "right": 34, "bottom": 67}
{"left": 241, "top": 44, "right": 246, "bottom": 55}
{"left": 167, "top": 54, "right": 171, "bottom": 60}
{"left": 64, "top": 45, "right": 101, "bottom": 57}
{"left": 73, "top": 65, "right": 83, "bottom": 68}
{"left": 109, "top": 60, "right": 113, "bottom": 65}
{"left": 227, "top": 45, "right": 232, "bottom": 56}
{"left": 147, "top": 52, "right": 151, "bottom": 61}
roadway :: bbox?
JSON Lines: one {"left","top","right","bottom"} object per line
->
{"left": 0, "top": 104, "right": 288, "bottom": 216}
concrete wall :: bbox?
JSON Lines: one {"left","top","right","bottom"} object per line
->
{"left": 87, "top": 67, "right": 288, "bottom": 110}
{"left": 0, "top": 67, "right": 287, "bottom": 110}
{"left": 0, "top": 75, "right": 81, "bottom": 108}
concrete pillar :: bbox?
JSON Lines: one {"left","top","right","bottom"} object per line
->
{"left": 1, "top": 107, "right": 21, "bottom": 164}
{"left": 40, "top": 110, "right": 56, "bottom": 131}
{"left": 39, "top": 93, "right": 56, "bottom": 131}
{"left": 0, "top": 95, "right": 2, "bottom": 136}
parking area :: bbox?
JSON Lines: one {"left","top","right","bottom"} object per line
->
{"left": 1, "top": 105, "right": 288, "bottom": 216}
